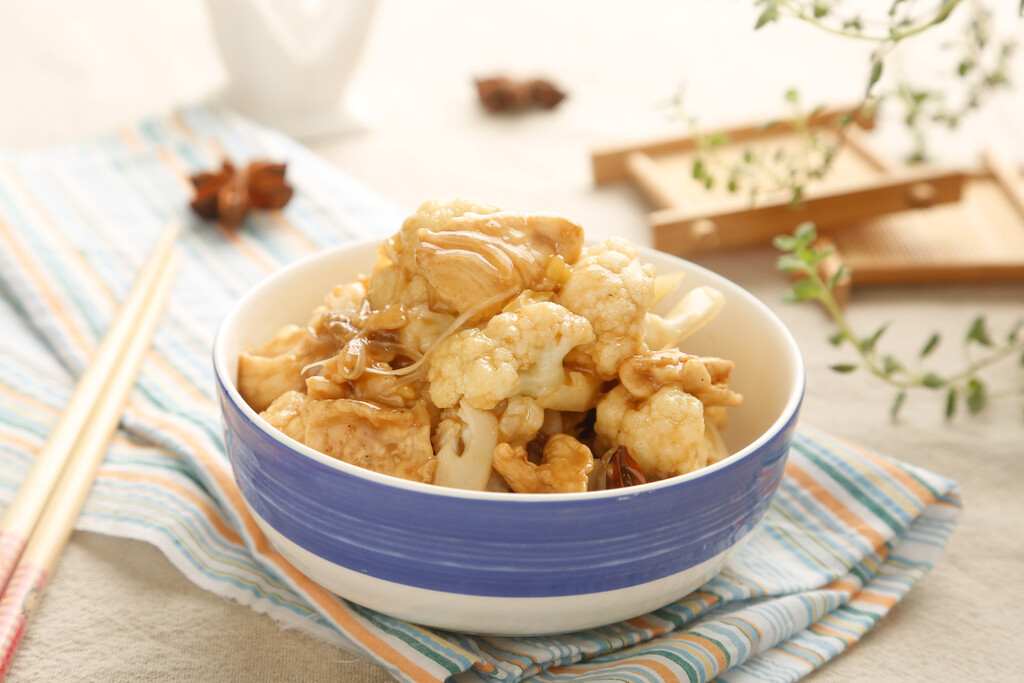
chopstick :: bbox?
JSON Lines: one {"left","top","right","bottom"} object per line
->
{"left": 0, "top": 223, "right": 181, "bottom": 677}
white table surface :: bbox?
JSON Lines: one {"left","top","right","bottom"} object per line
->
{"left": 1, "top": 1, "right": 1022, "bottom": 680}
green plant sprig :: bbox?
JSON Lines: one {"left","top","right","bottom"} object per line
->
{"left": 774, "top": 223, "right": 1024, "bottom": 419}
{"left": 663, "top": 87, "right": 843, "bottom": 207}
{"left": 669, "top": 1, "right": 1017, "bottom": 206}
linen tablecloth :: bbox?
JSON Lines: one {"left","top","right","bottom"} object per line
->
{"left": 0, "top": 107, "right": 961, "bottom": 682}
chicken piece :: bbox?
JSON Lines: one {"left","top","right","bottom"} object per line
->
{"left": 492, "top": 434, "right": 594, "bottom": 494}
{"left": 414, "top": 210, "right": 584, "bottom": 320}
{"left": 645, "top": 285, "right": 725, "bottom": 351}
{"left": 432, "top": 402, "right": 499, "bottom": 491}
{"left": 259, "top": 390, "right": 308, "bottom": 443}
{"left": 556, "top": 238, "right": 657, "bottom": 379}
{"left": 302, "top": 399, "right": 436, "bottom": 484}
{"left": 237, "top": 325, "right": 336, "bottom": 413}
{"left": 367, "top": 199, "right": 503, "bottom": 312}
{"left": 427, "top": 300, "right": 594, "bottom": 410}
{"left": 618, "top": 349, "right": 742, "bottom": 407}
{"left": 595, "top": 384, "right": 708, "bottom": 480}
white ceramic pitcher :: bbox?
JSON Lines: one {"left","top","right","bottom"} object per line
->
{"left": 206, "top": 0, "right": 377, "bottom": 139}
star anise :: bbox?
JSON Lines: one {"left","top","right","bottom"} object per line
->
{"left": 189, "top": 160, "right": 294, "bottom": 227}
{"left": 606, "top": 445, "right": 647, "bottom": 489}
{"left": 475, "top": 76, "right": 567, "bottom": 113}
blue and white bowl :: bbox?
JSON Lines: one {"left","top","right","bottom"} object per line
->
{"left": 213, "top": 239, "right": 804, "bottom": 635}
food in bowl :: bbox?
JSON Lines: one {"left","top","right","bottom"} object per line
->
{"left": 213, "top": 213, "right": 804, "bottom": 634}
{"left": 236, "top": 199, "right": 743, "bottom": 493}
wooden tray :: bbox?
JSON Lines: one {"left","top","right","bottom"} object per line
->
{"left": 591, "top": 109, "right": 1024, "bottom": 287}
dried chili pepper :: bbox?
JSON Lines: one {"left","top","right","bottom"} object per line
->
{"left": 606, "top": 445, "right": 647, "bottom": 489}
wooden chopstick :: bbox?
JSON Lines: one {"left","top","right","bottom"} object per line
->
{"left": 0, "top": 221, "right": 180, "bottom": 593}
{"left": 0, "top": 226, "right": 181, "bottom": 678}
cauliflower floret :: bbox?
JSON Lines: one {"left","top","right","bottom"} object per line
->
{"left": 433, "top": 402, "right": 500, "bottom": 491}
{"left": 595, "top": 384, "right": 708, "bottom": 480}
{"left": 427, "top": 328, "right": 518, "bottom": 410}
{"left": 497, "top": 395, "right": 545, "bottom": 445}
{"left": 427, "top": 301, "right": 594, "bottom": 410}
{"left": 556, "top": 238, "right": 657, "bottom": 379}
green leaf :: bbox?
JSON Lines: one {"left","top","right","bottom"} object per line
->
{"left": 831, "top": 363, "right": 858, "bottom": 374}
{"left": 828, "top": 264, "right": 849, "bottom": 292}
{"left": 1007, "top": 319, "right": 1023, "bottom": 344}
{"left": 777, "top": 254, "right": 811, "bottom": 273}
{"left": 861, "top": 322, "right": 891, "bottom": 353}
{"left": 891, "top": 390, "right": 906, "bottom": 419}
{"left": 966, "top": 315, "right": 993, "bottom": 346}
{"left": 883, "top": 355, "right": 904, "bottom": 375}
{"left": 919, "top": 332, "right": 941, "bottom": 359}
{"left": 867, "top": 59, "right": 884, "bottom": 92}
{"left": 945, "top": 388, "right": 958, "bottom": 419}
{"left": 743, "top": 148, "right": 755, "bottom": 164}
{"left": 828, "top": 330, "right": 845, "bottom": 346}
{"left": 785, "top": 88, "right": 800, "bottom": 104}
{"left": 755, "top": 5, "right": 779, "bottom": 29}
{"left": 691, "top": 158, "right": 705, "bottom": 180}
{"left": 785, "top": 278, "right": 821, "bottom": 302}
{"left": 793, "top": 222, "right": 818, "bottom": 245}
{"left": 966, "top": 378, "right": 986, "bottom": 414}
{"left": 922, "top": 372, "right": 946, "bottom": 388}
{"left": 773, "top": 233, "right": 798, "bottom": 252}
{"left": 707, "top": 132, "right": 731, "bottom": 147}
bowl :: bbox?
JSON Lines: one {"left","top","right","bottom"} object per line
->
{"left": 212, "top": 238, "right": 804, "bottom": 635}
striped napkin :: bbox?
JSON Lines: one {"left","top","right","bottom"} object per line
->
{"left": 0, "top": 107, "right": 962, "bottom": 682}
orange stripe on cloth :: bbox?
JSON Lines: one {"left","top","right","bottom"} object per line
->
{"left": 785, "top": 462, "right": 887, "bottom": 550}
{"left": 549, "top": 655, "right": 677, "bottom": 682}
{"left": 808, "top": 621, "right": 858, "bottom": 645}
{"left": 626, "top": 615, "right": 669, "bottom": 637}
{"left": 721, "top": 615, "right": 763, "bottom": 650}
{"left": 0, "top": 163, "right": 118, "bottom": 313}
{"left": 806, "top": 426, "right": 938, "bottom": 507}
{"left": 0, "top": 208, "right": 93, "bottom": 357}
{"left": 670, "top": 632, "right": 728, "bottom": 672}
{"left": 849, "top": 589, "right": 899, "bottom": 609}
{"left": 823, "top": 579, "right": 859, "bottom": 597}
{"left": 101, "top": 470, "right": 244, "bottom": 544}
{"left": 779, "top": 641, "right": 826, "bottom": 666}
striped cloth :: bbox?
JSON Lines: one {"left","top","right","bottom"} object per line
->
{"left": 0, "top": 107, "right": 961, "bottom": 682}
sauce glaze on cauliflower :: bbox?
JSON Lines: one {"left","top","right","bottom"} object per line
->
{"left": 237, "top": 200, "right": 742, "bottom": 493}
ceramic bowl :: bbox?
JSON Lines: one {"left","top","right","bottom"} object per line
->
{"left": 213, "top": 238, "right": 804, "bottom": 635}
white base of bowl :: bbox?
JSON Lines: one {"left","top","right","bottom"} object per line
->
{"left": 250, "top": 506, "right": 745, "bottom": 635}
